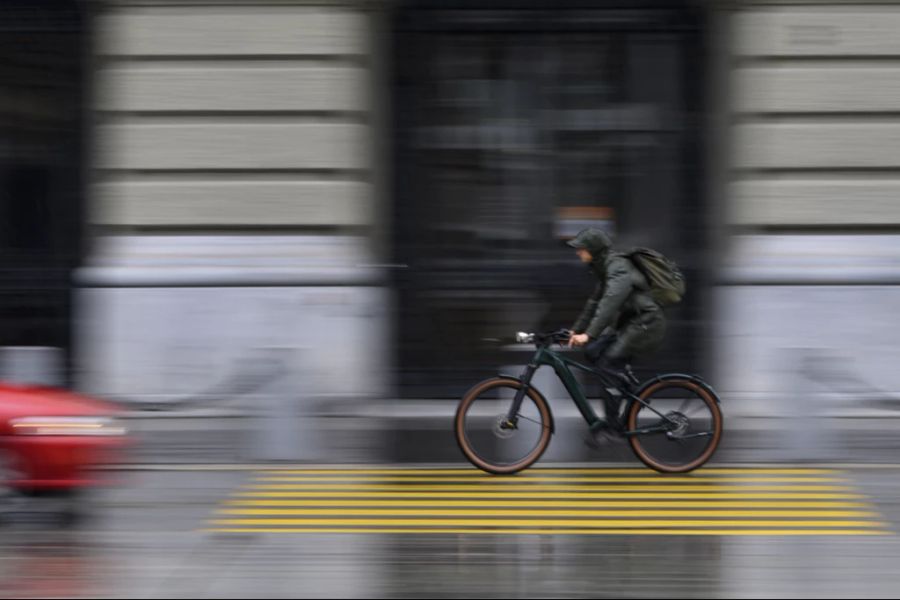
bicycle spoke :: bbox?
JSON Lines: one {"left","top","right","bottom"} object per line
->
{"left": 516, "top": 413, "right": 550, "bottom": 430}
{"left": 675, "top": 431, "right": 714, "bottom": 440}
{"left": 628, "top": 424, "right": 670, "bottom": 436}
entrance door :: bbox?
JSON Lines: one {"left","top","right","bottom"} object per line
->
{"left": 392, "top": 2, "right": 706, "bottom": 397}
{"left": 0, "top": 0, "right": 86, "bottom": 380}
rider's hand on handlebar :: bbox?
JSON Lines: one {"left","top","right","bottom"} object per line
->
{"left": 568, "top": 333, "right": 590, "bottom": 348}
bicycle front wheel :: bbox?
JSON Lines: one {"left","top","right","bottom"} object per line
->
{"left": 627, "top": 378, "right": 723, "bottom": 474}
{"left": 455, "top": 378, "right": 553, "bottom": 475}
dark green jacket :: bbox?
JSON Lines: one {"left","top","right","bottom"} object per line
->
{"left": 573, "top": 253, "right": 661, "bottom": 339}
{"left": 568, "top": 229, "right": 661, "bottom": 339}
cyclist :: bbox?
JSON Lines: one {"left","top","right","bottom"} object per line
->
{"left": 566, "top": 228, "right": 666, "bottom": 427}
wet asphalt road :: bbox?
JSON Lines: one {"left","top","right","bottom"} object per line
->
{"left": 2, "top": 465, "right": 900, "bottom": 599}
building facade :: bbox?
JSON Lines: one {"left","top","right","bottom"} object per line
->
{"left": 2, "top": 0, "right": 898, "bottom": 417}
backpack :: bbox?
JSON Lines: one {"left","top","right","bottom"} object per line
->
{"left": 626, "top": 247, "right": 686, "bottom": 307}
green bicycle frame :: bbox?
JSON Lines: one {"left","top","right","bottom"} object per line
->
{"left": 505, "top": 346, "right": 677, "bottom": 437}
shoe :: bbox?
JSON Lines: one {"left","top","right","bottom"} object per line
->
{"left": 584, "top": 421, "right": 624, "bottom": 450}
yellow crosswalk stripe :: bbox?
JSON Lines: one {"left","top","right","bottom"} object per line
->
{"left": 208, "top": 528, "right": 887, "bottom": 536}
{"left": 235, "top": 491, "right": 865, "bottom": 500}
{"left": 225, "top": 499, "right": 870, "bottom": 509}
{"left": 212, "top": 518, "right": 886, "bottom": 529}
{"left": 217, "top": 508, "right": 879, "bottom": 518}
{"left": 248, "top": 484, "right": 854, "bottom": 493}
{"left": 253, "top": 476, "right": 846, "bottom": 484}
{"left": 255, "top": 468, "right": 839, "bottom": 476}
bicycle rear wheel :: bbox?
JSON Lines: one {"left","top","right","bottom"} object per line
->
{"left": 627, "top": 378, "right": 723, "bottom": 473}
{"left": 455, "top": 378, "right": 553, "bottom": 475}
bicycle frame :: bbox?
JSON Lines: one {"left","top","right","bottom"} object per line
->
{"left": 505, "top": 345, "right": 677, "bottom": 437}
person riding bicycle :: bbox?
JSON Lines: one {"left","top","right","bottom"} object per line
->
{"left": 566, "top": 228, "right": 666, "bottom": 425}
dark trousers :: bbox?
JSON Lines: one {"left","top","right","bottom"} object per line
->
{"left": 583, "top": 311, "right": 666, "bottom": 367}
{"left": 583, "top": 312, "right": 666, "bottom": 425}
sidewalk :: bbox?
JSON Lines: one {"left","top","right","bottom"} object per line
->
{"left": 116, "top": 399, "right": 900, "bottom": 466}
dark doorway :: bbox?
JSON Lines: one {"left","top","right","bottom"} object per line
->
{"left": 392, "top": 2, "right": 707, "bottom": 397}
{"left": 0, "top": 0, "right": 86, "bottom": 380}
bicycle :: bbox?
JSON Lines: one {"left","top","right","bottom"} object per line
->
{"left": 454, "top": 329, "right": 723, "bottom": 474}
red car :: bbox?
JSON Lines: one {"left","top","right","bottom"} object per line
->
{"left": 0, "top": 383, "right": 129, "bottom": 494}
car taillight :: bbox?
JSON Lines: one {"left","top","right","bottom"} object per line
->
{"left": 10, "top": 416, "right": 127, "bottom": 436}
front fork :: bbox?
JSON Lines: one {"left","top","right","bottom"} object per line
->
{"left": 503, "top": 364, "right": 538, "bottom": 428}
